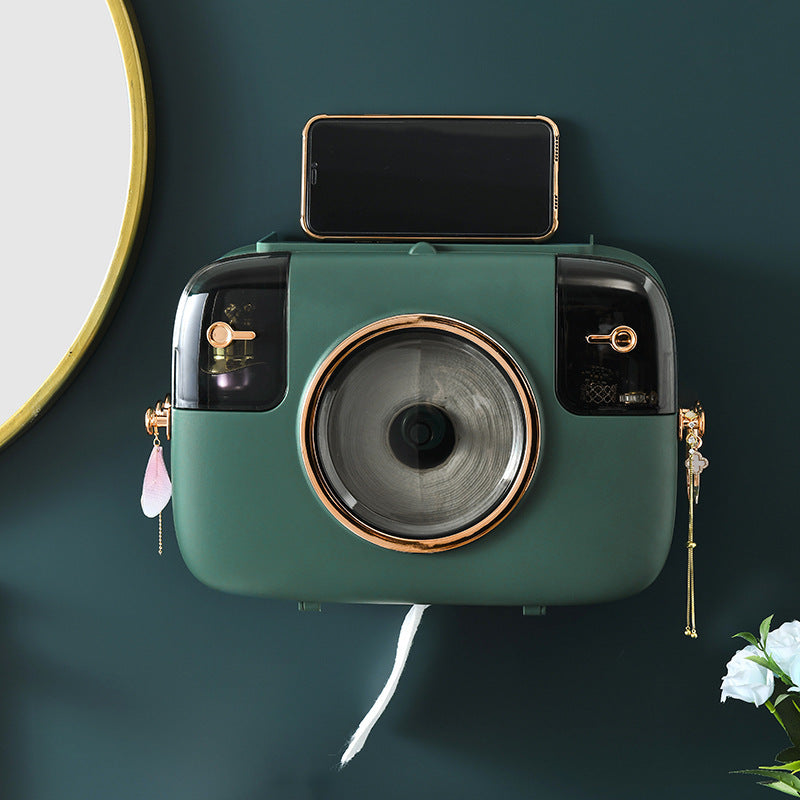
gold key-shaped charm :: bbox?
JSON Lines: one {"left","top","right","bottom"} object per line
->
{"left": 206, "top": 321, "right": 256, "bottom": 348}
{"left": 680, "top": 405, "right": 707, "bottom": 503}
{"left": 685, "top": 449, "right": 709, "bottom": 503}
{"left": 585, "top": 325, "right": 638, "bottom": 353}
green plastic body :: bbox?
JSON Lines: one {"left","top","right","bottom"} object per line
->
{"left": 171, "top": 240, "right": 677, "bottom": 607}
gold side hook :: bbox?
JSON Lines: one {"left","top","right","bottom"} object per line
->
{"left": 144, "top": 395, "right": 171, "bottom": 440}
{"left": 679, "top": 403, "right": 705, "bottom": 439}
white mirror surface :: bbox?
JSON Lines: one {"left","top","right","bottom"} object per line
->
{"left": 0, "top": 0, "right": 149, "bottom": 449}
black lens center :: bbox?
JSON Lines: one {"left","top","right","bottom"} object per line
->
{"left": 389, "top": 403, "right": 456, "bottom": 470}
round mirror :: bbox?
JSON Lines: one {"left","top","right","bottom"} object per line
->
{"left": 0, "top": 0, "right": 151, "bottom": 451}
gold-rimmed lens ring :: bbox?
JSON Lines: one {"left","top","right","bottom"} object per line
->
{"left": 299, "top": 314, "right": 540, "bottom": 553}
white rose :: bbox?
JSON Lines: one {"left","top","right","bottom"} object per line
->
{"left": 720, "top": 645, "right": 774, "bottom": 706}
{"left": 766, "top": 620, "right": 800, "bottom": 686}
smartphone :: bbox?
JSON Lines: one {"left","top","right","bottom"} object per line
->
{"left": 301, "top": 115, "right": 559, "bottom": 241}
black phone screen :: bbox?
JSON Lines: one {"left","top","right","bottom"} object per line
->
{"left": 303, "top": 116, "right": 557, "bottom": 239}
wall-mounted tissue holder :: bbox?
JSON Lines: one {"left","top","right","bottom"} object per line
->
{"left": 147, "top": 238, "right": 696, "bottom": 613}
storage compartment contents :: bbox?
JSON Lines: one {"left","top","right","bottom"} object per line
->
{"left": 172, "top": 253, "right": 289, "bottom": 411}
{"left": 556, "top": 256, "right": 676, "bottom": 415}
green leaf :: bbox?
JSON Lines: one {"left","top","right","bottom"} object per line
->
{"left": 759, "top": 762, "right": 800, "bottom": 774}
{"left": 734, "top": 631, "right": 759, "bottom": 647}
{"left": 777, "top": 695, "right": 794, "bottom": 707}
{"left": 737, "top": 769, "right": 800, "bottom": 791}
{"left": 748, "top": 654, "right": 775, "bottom": 670}
{"left": 771, "top": 664, "right": 795, "bottom": 686}
{"left": 777, "top": 748, "right": 800, "bottom": 764}
{"left": 760, "top": 780, "right": 800, "bottom": 796}
{"left": 762, "top": 615, "right": 776, "bottom": 647}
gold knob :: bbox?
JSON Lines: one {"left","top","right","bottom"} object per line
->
{"left": 586, "top": 325, "right": 637, "bottom": 354}
{"left": 206, "top": 321, "right": 256, "bottom": 348}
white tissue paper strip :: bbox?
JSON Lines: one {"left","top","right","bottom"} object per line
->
{"left": 140, "top": 445, "right": 172, "bottom": 518}
{"left": 340, "top": 603, "right": 429, "bottom": 767}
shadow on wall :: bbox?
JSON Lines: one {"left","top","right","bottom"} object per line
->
{"left": 555, "top": 119, "right": 618, "bottom": 244}
{"left": 0, "top": 594, "right": 21, "bottom": 798}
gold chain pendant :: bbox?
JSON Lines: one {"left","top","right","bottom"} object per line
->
{"left": 679, "top": 404, "right": 707, "bottom": 639}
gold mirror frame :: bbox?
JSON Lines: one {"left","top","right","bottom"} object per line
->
{"left": 0, "top": 0, "right": 152, "bottom": 452}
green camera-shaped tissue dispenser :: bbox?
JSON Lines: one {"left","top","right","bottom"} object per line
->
{"left": 160, "top": 238, "right": 680, "bottom": 611}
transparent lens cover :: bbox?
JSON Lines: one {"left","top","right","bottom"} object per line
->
{"left": 313, "top": 327, "right": 530, "bottom": 540}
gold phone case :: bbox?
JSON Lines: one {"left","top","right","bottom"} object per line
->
{"left": 300, "top": 114, "right": 559, "bottom": 242}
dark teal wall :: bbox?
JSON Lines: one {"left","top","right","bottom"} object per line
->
{"left": 2, "top": 1, "right": 799, "bottom": 797}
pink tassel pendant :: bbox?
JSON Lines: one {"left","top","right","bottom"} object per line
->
{"left": 141, "top": 445, "right": 172, "bottom": 518}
